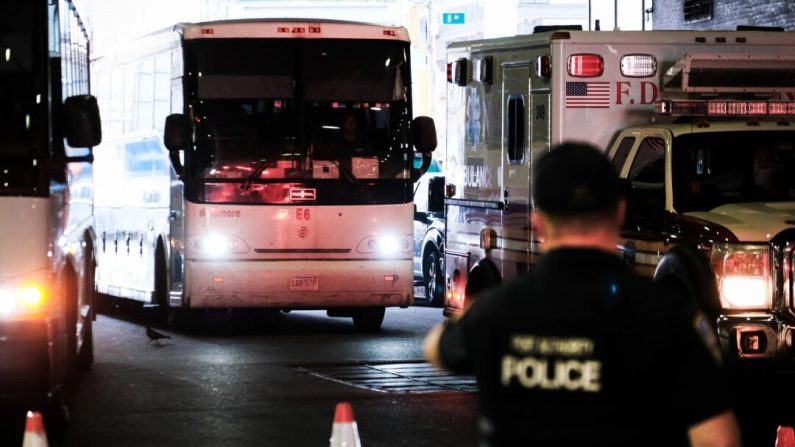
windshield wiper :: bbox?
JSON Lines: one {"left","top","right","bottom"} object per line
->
{"left": 309, "top": 135, "right": 359, "bottom": 185}
{"left": 240, "top": 157, "right": 269, "bottom": 190}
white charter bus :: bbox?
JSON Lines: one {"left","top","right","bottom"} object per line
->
{"left": 0, "top": 0, "right": 101, "bottom": 428}
{"left": 93, "top": 19, "right": 436, "bottom": 331}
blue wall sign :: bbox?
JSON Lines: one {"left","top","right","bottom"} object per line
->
{"left": 442, "top": 13, "right": 465, "bottom": 25}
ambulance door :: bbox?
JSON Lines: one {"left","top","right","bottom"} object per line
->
{"left": 529, "top": 91, "right": 550, "bottom": 269}
{"left": 612, "top": 129, "right": 673, "bottom": 278}
{"left": 500, "top": 62, "right": 531, "bottom": 279}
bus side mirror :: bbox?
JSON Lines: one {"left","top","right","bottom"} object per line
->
{"left": 164, "top": 114, "right": 187, "bottom": 176}
{"left": 164, "top": 114, "right": 188, "bottom": 151}
{"left": 64, "top": 95, "right": 101, "bottom": 148}
{"left": 412, "top": 116, "right": 437, "bottom": 153}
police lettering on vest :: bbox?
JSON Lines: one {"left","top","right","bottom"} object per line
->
{"left": 501, "top": 335, "right": 601, "bottom": 392}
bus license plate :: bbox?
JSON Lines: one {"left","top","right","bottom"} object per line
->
{"left": 290, "top": 276, "right": 318, "bottom": 291}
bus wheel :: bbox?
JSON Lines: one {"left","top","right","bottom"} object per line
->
{"left": 44, "top": 392, "right": 71, "bottom": 440}
{"left": 352, "top": 307, "right": 385, "bottom": 333}
{"left": 171, "top": 308, "right": 203, "bottom": 332}
{"left": 77, "top": 312, "right": 94, "bottom": 372}
{"left": 78, "top": 249, "right": 95, "bottom": 371}
{"left": 153, "top": 244, "right": 170, "bottom": 327}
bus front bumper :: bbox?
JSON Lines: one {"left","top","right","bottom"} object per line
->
{"left": 185, "top": 259, "right": 413, "bottom": 308}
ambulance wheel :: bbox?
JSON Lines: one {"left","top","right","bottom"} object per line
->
{"left": 352, "top": 307, "right": 385, "bottom": 332}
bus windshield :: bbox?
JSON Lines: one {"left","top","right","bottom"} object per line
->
{"left": 672, "top": 131, "right": 795, "bottom": 213}
{"left": 184, "top": 39, "right": 412, "bottom": 183}
{"left": 0, "top": 1, "right": 45, "bottom": 193}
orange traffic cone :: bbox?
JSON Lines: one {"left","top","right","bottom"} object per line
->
{"left": 329, "top": 402, "right": 362, "bottom": 447}
{"left": 22, "top": 411, "right": 48, "bottom": 447}
{"left": 776, "top": 425, "right": 795, "bottom": 447}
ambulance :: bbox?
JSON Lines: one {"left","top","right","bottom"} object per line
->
{"left": 443, "top": 26, "right": 795, "bottom": 367}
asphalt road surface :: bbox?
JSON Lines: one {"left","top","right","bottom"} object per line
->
{"left": 1, "top": 298, "right": 793, "bottom": 446}
{"left": 9, "top": 304, "right": 478, "bottom": 446}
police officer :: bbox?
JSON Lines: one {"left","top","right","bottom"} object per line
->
{"left": 423, "top": 142, "right": 741, "bottom": 447}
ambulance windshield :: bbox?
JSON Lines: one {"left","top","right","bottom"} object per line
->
{"left": 672, "top": 131, "right": 795, "bottom": 212}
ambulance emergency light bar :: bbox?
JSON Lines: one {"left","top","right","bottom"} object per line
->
{"left": 657, "top": 99, "right": 795, "bottom": 116}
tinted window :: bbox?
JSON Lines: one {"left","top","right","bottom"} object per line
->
{"left": 507, "top": 95, "right": 525, "bottom": 165}
{"left": 673, "top": 131, "right": 795, "bottom": 212}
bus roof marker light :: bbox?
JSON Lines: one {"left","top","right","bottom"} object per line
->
{"left": 568, "top": 54, "right": 603, "bottom": 77}
{"left": 620, "top": 54, "right": 657, "bottom": 77}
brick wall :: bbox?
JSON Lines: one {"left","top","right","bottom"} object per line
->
{"left": 652, "top": 0, "right": 795, "bottom": 31}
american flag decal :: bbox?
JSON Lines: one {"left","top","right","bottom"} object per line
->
{"left": 565, "top": 81, "right": 610, "bottom": 108}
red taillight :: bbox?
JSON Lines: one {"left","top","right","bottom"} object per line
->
{"left": 568, "top": 54, "right": 604, "bottom": 77}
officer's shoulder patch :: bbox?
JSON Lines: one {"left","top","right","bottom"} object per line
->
{"left": 693, "top": 311, "right": 723, "bottom": 366}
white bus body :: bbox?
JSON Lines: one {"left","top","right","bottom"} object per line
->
{"left": 93, "top": 19, "right": 435, "bottom": 330}
{"left": 444, "top": 28, "right": 795, "bottom": 367}
{"left": 0, "top": 0, "right": 101, "bottom": 423}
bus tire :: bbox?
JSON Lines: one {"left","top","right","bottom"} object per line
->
{"left": 77, "top": 311, "right": 94, "bottom": 372}
{"left": 171, "top": 308, "right": 202, "bottom": 332}
{"left": 352, "top": 307, "right": 385, "bottom": 333}
{"left": 154, "top": 242, "right": 170, "bottom": 327}
{"left": 78, "top": 247, "right": 95, "bottom": 371}
{"left": 43, "top": 393, "right": 70, "bottom": 440}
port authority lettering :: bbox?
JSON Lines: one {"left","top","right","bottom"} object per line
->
{"left": 502, "top": 335, "right": 602, "bottom": 392}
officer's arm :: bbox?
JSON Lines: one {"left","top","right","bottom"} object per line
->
{"left": 687, "top": 408, "right": 742, "bottom": 447}
{"left": 422, "top": 324, "right": 445, "bottom": 369}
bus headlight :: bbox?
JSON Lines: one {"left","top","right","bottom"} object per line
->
{"left": 710, "top": 243, "right": 770, "bottom": 309}
{"left": 191, "top": 235, "right": 249, "bottom": 257}
{"left": 357, "top": 234, "right": 411, "bottom": 255}
{"left": 0, "top": 283, "right": 47, "bottom": 317}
